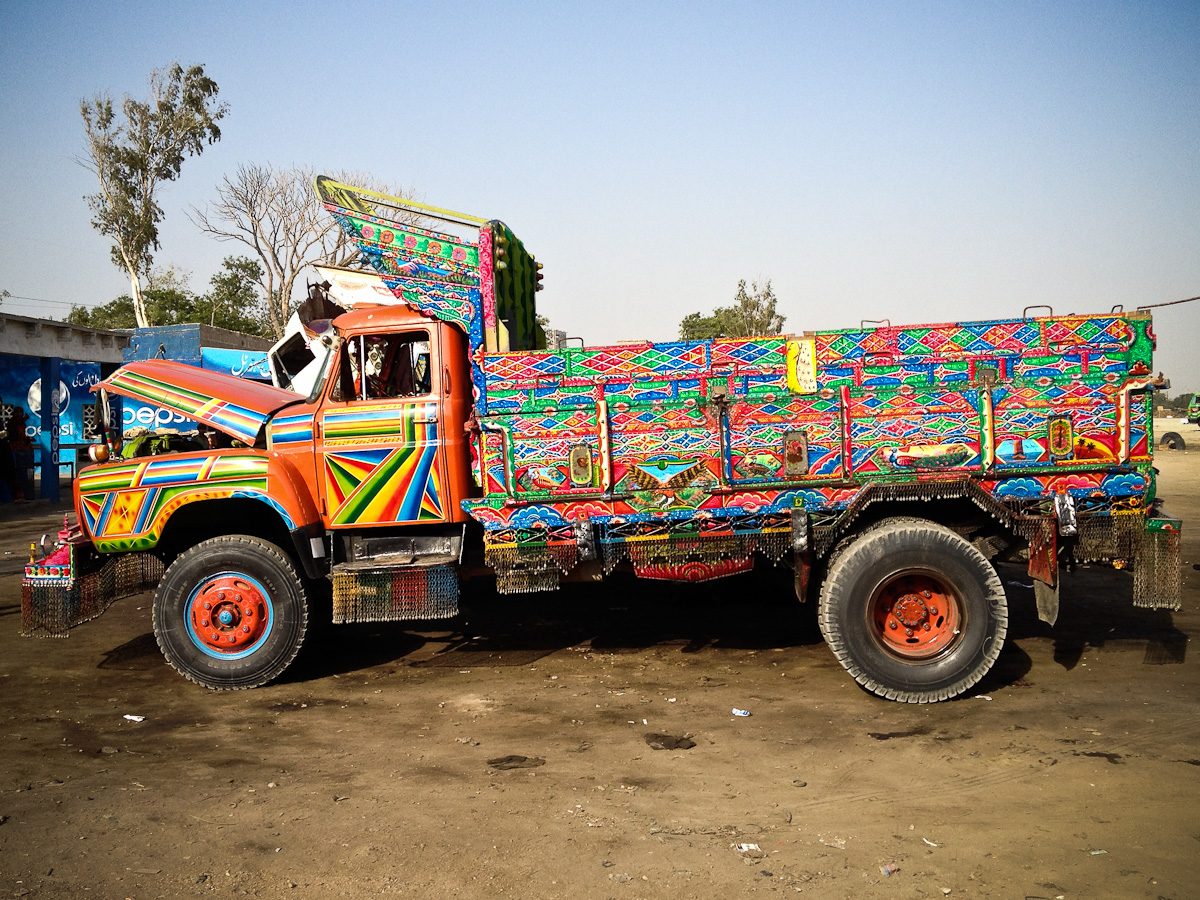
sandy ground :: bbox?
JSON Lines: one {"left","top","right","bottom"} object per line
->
{"left": 0, "top": 421, "right": 1197, "bottom": 899}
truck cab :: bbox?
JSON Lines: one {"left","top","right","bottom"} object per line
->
{"left": 266, "top": 304, "right": 476, "bottom": 531}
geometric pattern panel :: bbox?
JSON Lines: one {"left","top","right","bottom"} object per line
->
{"left": 466, "top": 311, "right": 1157, "bottom": 526}
{"left": 326, "top": 444, "right": 444, "bottom": 524}
{"left": 320, "top": 402, "right": 446, "bottom": 525}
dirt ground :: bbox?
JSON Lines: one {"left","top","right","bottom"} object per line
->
{"left": 1, "top": 422, "right": 1198, "bottom": 900}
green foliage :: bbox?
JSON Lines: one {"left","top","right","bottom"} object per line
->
{"left": 679, "top": 311, "right": 725, "bottom": 340}
{"left": 66, "top": 256, "right": 268, "bottom": 335}
{"left": 65, "top": 295, "right": 138, "bottom": 330}
{"left": 204, "top": 256, "right": 269, "bottom": 335}
{"left": 1158, "top": 391, "right": 1199, "bottom": 411}
{"left": 679, "top": 279, "right": 786, "bottom": 340}
{"left": 723, "top": 279, "right": 785, "bottom": 338}
{"left": 80, "top": 62, "right": 228, "bottom": 327}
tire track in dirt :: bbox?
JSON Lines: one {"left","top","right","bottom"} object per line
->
{"left": 1050, "top": 716, "right": 1200, "bottom": 766}
{"left": 790, "top": 756, "right": 1056, "bottom": 812}
{"left": 793, "top": 713, "right": 1200, "bottom": 814}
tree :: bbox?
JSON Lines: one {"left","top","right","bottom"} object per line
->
{"left": 80, "top": 63, "right": 228, "bottom": 328}
{"left": 190, "top": 164, "right": 419, "bottom": 337}
{"left": 65, "top": 255, "right": 268, "bottom": 335}
{"left": 678, "top": 278, "right": 786, "bottom": 340}
{"left": 203, "top": 256, "right": 269, "bottom": 335}
{"left": 721, "top": 279, "right": 785, "bottom": 338}
{"left": 66, "top": 264, "right": 193, "bottom": 330}
{"left": 65, "top": 295, "right": 138, "bottom": 330}
{"left": 679, "top": 311, "right": 725, "bottom": 341}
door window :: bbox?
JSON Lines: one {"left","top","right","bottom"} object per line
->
{"left": 332, "top": 332, "right": 431, "bottom": 402}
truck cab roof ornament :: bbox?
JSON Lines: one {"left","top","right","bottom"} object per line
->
{"left": 314, "top": 175, "right": 545, "bottom": 356}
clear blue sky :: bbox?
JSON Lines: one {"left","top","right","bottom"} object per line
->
{"left": 1, "top": 0, "right": 1197, "bottom": 390}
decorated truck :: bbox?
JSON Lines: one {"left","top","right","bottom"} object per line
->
{"left": 22, "top": 178, "right": 1182, "bottom": 702}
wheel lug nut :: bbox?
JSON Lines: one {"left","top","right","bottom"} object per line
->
{"left": 210, "top": 633, "right": 219, "bottom": 641}
{"left": 929, "top": 606, "right": 938, "bottom": 616}
{"left": 235, "top": 594, "right": 243, "bottom": 603}
{"left": 201, "top": 619, "right": 209, "bottom": 627}
{"left": 905, "top": 628, "right": 914, "bottom": 637}
{"left": 923, "top": 590, "right": 932, "bottom": 598}
{"left": 924, "top": 622, "right": 931, "bottom": 631}
{"left": 244, "top": 608, "right": 253, "bottom": 617}
{"left": 218, "top": 592, "right": 225, "bottom": 601}
{"left": 203, "top": 601, "right": 211, "bottom": 610}
{"left": 243, "top": 626, "right": 251, "bottom": 633}
{"left": 888, "top": 620, "right": 897, "bottom": 630}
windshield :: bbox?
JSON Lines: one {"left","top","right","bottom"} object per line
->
{"left": 305, "top": 329, "right": 342, "bottom": 403}
{"left": 268, "top": 316, "right": 341, "bottom": 401}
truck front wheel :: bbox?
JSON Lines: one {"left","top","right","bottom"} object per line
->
{"left": 153, "top": 535, "right": 309, "bottom": 690}
{"left": 818, "top": 519, "right": 1007, "bottom": 702}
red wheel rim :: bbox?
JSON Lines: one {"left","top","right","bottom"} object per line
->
{"left": 869, "top": 569, "right": 963, "bottom": 661}
{"left": 186, "top": 574, "right": 272, "bottom": 657}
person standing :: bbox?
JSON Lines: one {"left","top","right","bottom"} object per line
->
{"left": 0, "top": 396, "right": 17, "bottom": 502}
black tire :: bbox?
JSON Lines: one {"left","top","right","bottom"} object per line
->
{"left": 153, "top": 535, "right": 309, "bottom": 690}
{"left": 1159, "top": 431, "right": 1185, "bottom": 451}
{"left": 818, "top": 519, "right": 1007, "bottom": 702}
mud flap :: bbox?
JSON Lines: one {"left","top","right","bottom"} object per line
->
{"left": 1034, "top": 580, "right": 1060, "bottom": 628}
{"left": 331, "top": 564, "right": 459, "bottom": 622}
{"left": 1133, "top": 517, "right": 1182, "bottom": 611}
{"left": 1026, "top": 519, "right": 1059, "bottom": 627}
{"left": 794, "top": 553, "right": 812, "bottom": 603}
{"left": 792, "top": 508, "right": 811, "bottom": 602}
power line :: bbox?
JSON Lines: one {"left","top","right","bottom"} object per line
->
{"left": 3, "top": 295, "right": 80, "bottom": 307}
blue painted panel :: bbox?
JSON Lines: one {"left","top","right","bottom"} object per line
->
{"left": 124, "top": 325, "right": 204, "bottom": 363}
{"left": 201, "top": 347, "right": 271, "bottom": 380}
{"left": 0, "top": 353, "right": 100, "bottom": 445}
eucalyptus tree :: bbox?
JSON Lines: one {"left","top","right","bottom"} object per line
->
{"left": 80, "top": 63, "right": 228, "bottom": 328}
{"left": 679, "top": 279, "right": 785, "bottom": 340}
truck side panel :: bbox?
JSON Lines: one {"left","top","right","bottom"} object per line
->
{"left": 465, "top": 314, "right": 1157, "bottom": 530}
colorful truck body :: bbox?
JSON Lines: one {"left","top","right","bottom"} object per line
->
{"left": 22, "top": 178, "right": 1182, "bottom": 702}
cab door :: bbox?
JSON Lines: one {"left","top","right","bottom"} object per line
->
{"left": 316, "top": 327, "right": 449, "bottom": 527}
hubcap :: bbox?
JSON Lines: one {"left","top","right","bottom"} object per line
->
{"left": 870, "top": 570, "right": 962, "bottom": 661}
{"left": 187, "top": 574, "right": 272, "bottom": 657}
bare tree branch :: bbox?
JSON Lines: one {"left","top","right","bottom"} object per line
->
{"left": 190, "top": 165, "right": 421, "bottom": 337}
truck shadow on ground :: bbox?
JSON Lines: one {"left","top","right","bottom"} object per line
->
{"left": 98, "top": 562, "right": 1187, "bottom": 691}
{"left": 429, "top": 567, "right": 821, "bottom": 662}
{"left": 282, "top": 567, "right": 822, "bottom": 682}
{"left": 256, "top": 561, "right": 1189, "bottom": 691}
{"left": 997, "top": 562, "right": 1188, "bottom": 670}
{"left": 98, "top": 631, "right": 163, "bottom": 670}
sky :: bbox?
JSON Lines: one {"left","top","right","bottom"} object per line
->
{"left": 1, "top": 0, "right": 1197, "bottom": 391}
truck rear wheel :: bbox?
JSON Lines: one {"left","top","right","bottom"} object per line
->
{"left": 818, "top": 519, "right": 1007, "bottom": 702}
{"left": 153, "top": 535, "right": 308, "bottom": 690}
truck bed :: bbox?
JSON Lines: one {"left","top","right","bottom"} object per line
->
{"left": 466, "top": 313, "right": 1156, "bottom": 533}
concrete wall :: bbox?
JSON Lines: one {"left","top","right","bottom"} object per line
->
{"left": 0, "top": 313, "right": 130, "bottom": 364}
